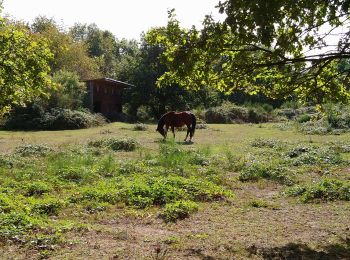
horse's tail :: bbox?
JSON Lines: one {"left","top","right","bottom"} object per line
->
{"left": 191, "top": 113, "right": 196, "bottom": 136}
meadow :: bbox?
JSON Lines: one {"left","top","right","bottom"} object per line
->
{"left": 0, "top": 122, "right": 349, "bottom": 259}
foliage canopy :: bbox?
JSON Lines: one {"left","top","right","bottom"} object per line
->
{"left": 0, "top": 14, "right": 53, "bottom": 114}
{"left": 147, "top": 1, "right": 350, "bottom": 103}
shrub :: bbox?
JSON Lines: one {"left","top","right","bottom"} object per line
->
{"left": 247, "top": 107, "right": 269, "bottom": 123}
{"left": 249, "top": 199, "right": 269, "bottom": 208}
{"left": 57, "top": 167, "right": 94, "bottom": 183}
{"left": 285, "top": 179, "right": 350, "bottom": 202}
{"left": 31, "top": 198, "right": 63, "bottom": 215}
{"left": 322, "top": 103, "right": 350, "bottom": 129}
{"left": 70, "top": 175, "right": 233, "bottom": 209}
{"left": 239, "top": 162, "right": 294, "bottom": 185}
{"left": 88, "top": 137, "right": 139, "bottom": 151}
{"left": 0, "top": 155, "right": 15, "bottom": 168}
{"left": 0, "top": 213, "right": 34, "bottom": 239}
{"left": 51, "top": 70, "right": 86, "bottom": 110}
{"left": 160, "top": 200, "right": 199, "bottom": 222}
{"left": 250, "top": 138, "right": 283, "bottom": 149}
{"left": 204, "top": 102, "right": 271, "bottom": 123}
{"left": 83, "top": 201, "right": 109, "bottom": 214}
{"left": 297, "top": 114, "right": 312, "bottom": 123}
{"left": 4, "top": 107, "right": 106, "bottom": 130}
{"left": 298, "top": 119, "right": 331, "bottom": 135}
{"left": 24, "top": 182, "right": 52, "bottom": 197}
{"left": 69, "top": 185, "right": 121, "bottom": 205}
{"left": 0, "top": 194, "right": 16, "bottom": 213}
{"left": 15, "top": 144, "right": 53, "bottom": 157}
{"left": 287, "top": 146, "right": 343, "bottom": 166}
{"left": 107, "top": 138, "right": 138, "bottom": 151}
{"left": 133, "top": 123, "right": 148, "bottom": 131}
{"left": 204, "top": 102, "right": 248, "bottom": 123}
{"left": 136, "top": 105, "right": 153, "bottom": 121}
{"left": 276, "top": 106, "right": 317, "bottom": 120}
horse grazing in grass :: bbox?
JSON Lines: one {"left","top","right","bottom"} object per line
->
{"left": 156, "top": 111, "right": 196, "bottom": 142}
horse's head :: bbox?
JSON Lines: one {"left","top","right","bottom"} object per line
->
{"left": 156, "top": 126, "right": 166, "bottom": 138}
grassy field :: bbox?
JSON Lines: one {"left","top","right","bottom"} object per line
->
{"left": 0, "top": 122, "right": 349, "bottom": 259}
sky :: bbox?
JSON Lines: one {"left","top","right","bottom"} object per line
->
{"left": 2, "top": 0, "right": 223, "bottom": 40}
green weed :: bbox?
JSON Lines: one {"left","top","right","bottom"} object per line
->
{"left": 287, "top": 146, "right": 344, "bottom": 166}
{"left": 133, "top": 123, "right": 148, "bottom": 131}
{"left": 88, "top": 137, "right": 139, "bottom": 151}
{"left": 24, "top": 182, "right": 52, "bottom": 197}
{"left": 31, "top": 198, "right": 63, "bottom": 216}
{"left": 239, "top": 162, "right": 294, "bottom": 185}
{"left": 285, "top": 179, "right": 350, "bottom": 202}
{"left": 160, "top": 200, "right": 199, "bottom": 222}
{"left": 15, "top": 144, "right": 53, "bottom": 157}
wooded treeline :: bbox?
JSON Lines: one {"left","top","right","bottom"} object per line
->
{"left": 1, "top": 1, "right": 350, "bottom": 127}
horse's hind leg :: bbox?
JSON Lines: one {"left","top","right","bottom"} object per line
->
{"left": 189, "top": 128, "right": 194, "bottom": 142}
{"left": 184, "top": 126, "right": 190, "bottom": 142}
{"left": 171, "top": 126, "right": 175, "bottom": 138}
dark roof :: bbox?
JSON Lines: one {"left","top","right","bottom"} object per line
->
{"left": 83, "top": 77, "right": 135, "bottom": 88}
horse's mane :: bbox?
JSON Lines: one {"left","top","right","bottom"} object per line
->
{"left": 157, "top": 111, "right": 174, "bottom": 128}
{"left": 157, "top": 113, "right": 167, "bottom": 127}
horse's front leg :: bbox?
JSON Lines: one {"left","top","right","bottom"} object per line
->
{"left": 164, "top": 125, "right": 169, "bottom": 139}
{"left": 171, "top": 126, "right": 175, "bottom": 139}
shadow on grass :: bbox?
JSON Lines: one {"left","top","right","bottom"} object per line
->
{"left": 154, "top": 139, "right": 194, "bottom": 145}
{"left": 247, "top": 238, "right": 350, "bottom": 260}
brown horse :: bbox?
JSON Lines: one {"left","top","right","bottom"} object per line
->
{"left": 156, "top": 111, "right": 196, "bottom": 142}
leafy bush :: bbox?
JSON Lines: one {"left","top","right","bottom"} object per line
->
{"left": 295, "top": 104, "right": 350, "bottom": 134}
{"left": 0, "top": 194, "right": 17, "bottom": 214}
{"left": 285, "top": 179, "right": 350, "bottom": 202}
{"left": 4, "top": 107, "right": 106, "bottom": 130}
{"left": 160, "top": 200, "right": 198, "bottom": 222}
{"left": 51, "top": 70, "right": 86, "bottom": 110}
{"left": 204, "top": 101, "right": 270, "bottom": 123}
{"left": 136, "top": 105, "right": 153, "bottom": 121}
{"left": 133, "top": 123, "right": 148, "bottom": 131}
{"left": 0, "top": 155, "right": 16, "bottom": 168}
{"left": 56, "top": 166, "right": 95, "bottom": 183}
{"left": 239, "top": 162, "right": 294, "bottom": 185}
{"left": 276, "top": 106, "right": 317, "bottom": 120}
{"left": 88, "top": 137, "right": 139, "bottom": 151}
{"left": 70, "top": 175, "right": 233, "bottom": 209}
{"left": 24, "top": 182, "right": 52, "bottom": 197}
{"left": 0, "top": 213, "right": 34, "bottom": 240}
{"left": 287, "top": 146, "right": 343, "bottom": 166}
{"left": 250, "top": 138, "right": 283, "bottom": 149}
{"left": 15, "top": 144, "right": 53, "bottom": 157}
{"left": 297, "top": 114, "right": 312, "bottom": 123}
{"left": 297, "top": 118, "right": 332, "bottom": 135}
{"left": 31, "top": 198, "right": 63, "bottom": 215}
{"left": 323, "top": 103, "right": 350, "bottom": 129}
{"left": 83, "top": 201, "right": 109, "bottom": 213}
{"left": 248, "top": 199, "right": 269, "bottom": 208}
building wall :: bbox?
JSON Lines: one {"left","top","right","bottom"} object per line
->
{"left": 86, "top": 80, "right": 124, "bottom": 116}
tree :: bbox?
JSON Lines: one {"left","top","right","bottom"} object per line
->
{"left": 148, "top": 2, "right": 350, "bottom": 103}
{"left": 50, "top": 70, "right": 86, "bottom": 109}
{"left": 125, "top": 32, "right": 221, "bottom": 119}
{"left": 70, "top": 23, "right": 118, "bottom": 77}
{"left": 32, "top": 16, "right": 100, "bottom": 79}
{"left": 0, "top": 11, "right": 53, "bottom": 115}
